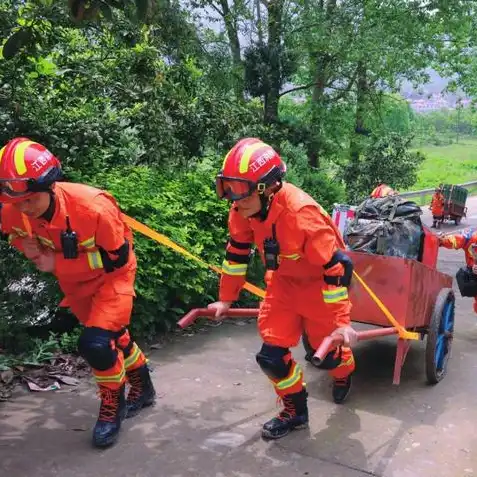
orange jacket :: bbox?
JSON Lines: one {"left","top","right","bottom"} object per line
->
{"left": 0, "top": 182, "right": 136, "bottom": 300}
{"left": 439, "top": 228, "right": 477, "bottom": 267}
{"left": 430, "top": 192, "right": 445, "bottom": 216}
{"left": 370, "top": 184, "right": 396, "bottom": 198}
{"left": 219, "top": 182, "right": 348, "bottom": 302}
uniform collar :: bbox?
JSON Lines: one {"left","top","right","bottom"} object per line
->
{"left": 249, "top": 186, "right": 286, "bottom": 226}
{"left": 47, "top": 184, "right": 69, "bottom": 230}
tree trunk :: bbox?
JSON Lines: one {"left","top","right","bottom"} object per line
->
{"left": 219, "top": 0, "right": 245, "bottom": 102}
{"left": 349, "top": 61, "right": 367, "bottom": 167}
{"left": 256, "top": 0, "right": 264, "bottom": 44}
{"left": 264, "top": 0, "right": 284, "bottom": 124}
{"left": 308, "top": 54, "right": 328, "bottom": 168}
{"left": 307, "top": 0, "right": 336, "bottom": 167}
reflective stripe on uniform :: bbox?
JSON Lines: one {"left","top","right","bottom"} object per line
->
{"left": 80, "top": 236, "right": 96, "bottom": 248}
{"left": 37, "top": 236, "right": 55, "bottom": 249}
{"left": 12, "top": 226, "right": 28, "bottom": 237}
{"left": 81, "top": 236, "right": 105, "bottom": 270}
{"left": 87, "top": 251, "right": 104, "bottom": 270}
{"left": 322, "top": 286, "right": 348, "bottom": 303}
{"left": 280, "top": 253, "right": 301, "bottom": 260}
{"left": 221, "top": 259, "right": 247, "bottom": 276}
{"left": 448, "top": 236, "right": 458, "bottom": 249}
{"left": 124, "top": 344, "right": 142, "bottom": 369}
{"left": 93, "top": 369, "right": 125, "bottom": 384}
{"left": 275, "top": 363, "right": 303, "bottom": 391}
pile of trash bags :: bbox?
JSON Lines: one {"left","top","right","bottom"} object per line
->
{"left": 344, "top": 195, "right": 424, "bottom": 260}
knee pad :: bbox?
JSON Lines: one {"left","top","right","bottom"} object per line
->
{"left": 256, "top": 344, "right": 291, "bottom": 380}
{"left": 78, "top": 327, "right": 118, "bottom": 371}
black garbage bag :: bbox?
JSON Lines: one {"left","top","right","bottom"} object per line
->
{"left": 353, "top": 196, "right": 422, "bottom": 221}
{"left": 344, "top": 196, "right": 424, "bottom": 260}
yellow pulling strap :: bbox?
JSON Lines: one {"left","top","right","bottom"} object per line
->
{"left": 122, "top": 214, "right": 415, "bottom": 338}
{"left": 352, "top": 270, "right": 419, "bottom": 340}
{"left": 122, "top": 214, "right": 265, "bottom": 299}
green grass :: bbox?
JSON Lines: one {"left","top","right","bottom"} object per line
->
{"left": 411, "top": 139, "right": 477, "bottom": 190}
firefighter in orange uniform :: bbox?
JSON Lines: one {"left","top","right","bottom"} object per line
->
{"left": 208, "top": 138, "right": 358, "bottom": 440}
{"left": 0, "top": 138, "right": 155, "bottom": 448}
{"left": 430, "top": 187, "right": 445, "bottom": 228}
{"left": 370, "top": 183, "right": 397, "bottom": 198}
{"left": 439, "top": 227, "right": 477, "bottom": 312}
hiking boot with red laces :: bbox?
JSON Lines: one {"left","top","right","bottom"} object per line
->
{"left": 126, "top": 365, "right": 156, "bottom": 418}
{"left": 93, "top": 384, "right": 126, "bottom": 448}
{"left": 262, "top": 388, "right": 309, "bottom": 440}
{"left": 332, "top": 374, "right": 352, "bottom": 404}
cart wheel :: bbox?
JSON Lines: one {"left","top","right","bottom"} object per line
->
{"left": 425, "top": 288, "right": 455, "bottom": 384}
{"left": 455, "top": 217, "right": 461, "bottom": 225}
{"left": 302, "top": 332, "right": 315, "bottom": 362}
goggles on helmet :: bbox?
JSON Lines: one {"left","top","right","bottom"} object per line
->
{"left": 215, "top": 175, "right": 262, "bottom": 201}
{"left": 0, "top": 178, "right": 32, "bottom": 198}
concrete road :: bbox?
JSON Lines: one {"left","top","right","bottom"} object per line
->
{"left": 2, "top": 198, "right": 477, "bottom": 477}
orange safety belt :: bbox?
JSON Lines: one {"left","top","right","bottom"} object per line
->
{"left": 122, "top": 214, "right": 265, "bottom": 299}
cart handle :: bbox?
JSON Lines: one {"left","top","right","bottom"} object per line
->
{"left": 177, "top": 308, "right": 259, "bottom": 329}
{"left": 312, "top": 327, "right": 399, "bottom": 366}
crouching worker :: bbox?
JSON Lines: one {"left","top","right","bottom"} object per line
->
{"left": 370, "top": 183, "right": 398, "bottom": 199}
{"left": 0, "top": 138, "right": 156, "bottom": 448}
{"left": 208, "top": 138, "right": 358, "bottom": 440}
{"left": 439, "top": 228, "right": 477, "bottom": 308}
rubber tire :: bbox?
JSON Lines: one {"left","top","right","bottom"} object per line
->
{"left": 455, "top": 217, "right": 461, "bottom": 225}
{"left": 425, "top": 288, "right": 455, "bottom": 384}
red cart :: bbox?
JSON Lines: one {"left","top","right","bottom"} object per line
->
{"left": 178, "top": 228, "right": 455, "bottom": 385}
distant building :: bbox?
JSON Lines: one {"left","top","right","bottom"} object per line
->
{"left": 406, "top": 93, "right": 473, "bottom": 113}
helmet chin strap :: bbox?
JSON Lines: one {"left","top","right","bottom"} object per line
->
{"left": 257, "top": 194, "right": 271, "bottom": 221}
{"left": 256, "top": 182, "right": 283, "bottom": 222}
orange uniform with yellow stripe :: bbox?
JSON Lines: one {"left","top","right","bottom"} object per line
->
{"left": 1, "top": 182, "right": 136, "bottom": 304}
{"left": 219, "top": 182, "right": 355, "bottom": 395}
{"left": 430, "top": 192, "right": 445, "bottom": 217}
{"left": 439, "top": 228, "right": 477, "bottom": 267}
{"left": 440, "top": 228, "right": 477, "bottom": 314}
{"left": 0, "top": 182, "right": 146, "bottom": 388}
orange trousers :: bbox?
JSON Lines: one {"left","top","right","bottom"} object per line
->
{"left": 66, "top": 272, "right": 146, "bottom": 390}
{"left": 258, "top": 273, "right": 355, "bottom": 397}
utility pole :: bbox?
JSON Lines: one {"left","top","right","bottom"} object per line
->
{"left": 456, "top": 97, "right": 462, "bottom": 144}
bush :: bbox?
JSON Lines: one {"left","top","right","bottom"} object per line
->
{"left": 91, "top": 164, "right": 268, "bottom": 339}
{"left": 280, "top": 141, "right": 346, "bottom": 212}
{"left": 343, "top": 133, "right": 425, "bottom": 203}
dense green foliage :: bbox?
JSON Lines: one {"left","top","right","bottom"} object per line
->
{"left": 1, "top": 0, "right": 477, "bottom": 350}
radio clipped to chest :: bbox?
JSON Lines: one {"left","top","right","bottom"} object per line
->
{"left": 263, "top": 224, "right": 280, "bottom": 271}
{"left": 60, "top": 215, "right": 78, "bottom": 259}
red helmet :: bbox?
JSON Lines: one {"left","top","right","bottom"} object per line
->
{"left": 0, "top": 137, "right": 63, "bottom": 203}
{"left": 216, "top": 138, "right": 286, "bottom": 201}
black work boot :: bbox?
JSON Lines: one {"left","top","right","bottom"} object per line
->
{"left": 262, "top": 388, "right": 309, "bottom": 440}
{"left": 125, "top": 365, "right": 156, "bottom": 418}
{"left": 332, "top": 374, "right": 352, "bottom": 404}
{"left": 93, "top": 384, "right": 126, "bottom": 448}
